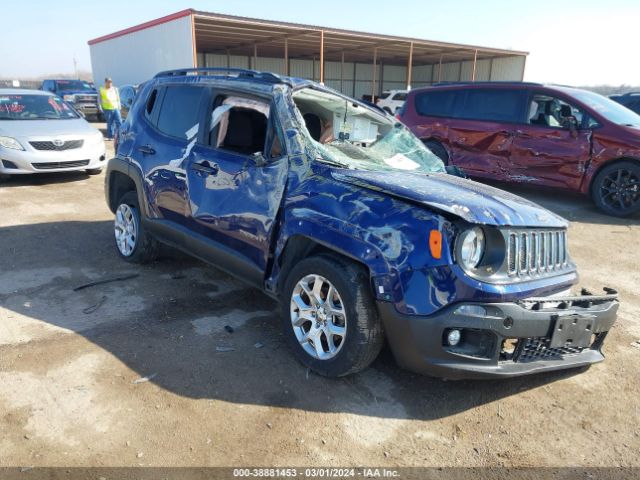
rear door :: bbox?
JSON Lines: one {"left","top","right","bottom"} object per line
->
{"left": 133, "top": 84, "right": 208, "bottom": 229}
{"left": 184, "top": 89, "right": 289, "bottom": 285}
{"left": 446, "top": 88, "right": 526, "bottom": 180}
{"left": 509, "top": 91, "right": 592, "bottom": 190}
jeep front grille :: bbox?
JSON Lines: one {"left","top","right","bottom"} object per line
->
{"left": 507, "top": 230, "right": 569, "bottom": 277}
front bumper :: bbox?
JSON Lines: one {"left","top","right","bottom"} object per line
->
{"left": 378, "top": 289, "right": 619, "bottom": 379}
{"left": 0, "top": 142, "right": 106, "bottom": 174}
{"left": 73, "top": 103, "right": 99, "bottom": 116}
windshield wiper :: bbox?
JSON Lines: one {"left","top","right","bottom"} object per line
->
{"left": 314, "top": 155, "right": 351, "bottom": 169}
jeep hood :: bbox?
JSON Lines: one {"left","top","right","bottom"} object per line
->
{"left": 331, "top": 169, "right": 568, "bottom": 228}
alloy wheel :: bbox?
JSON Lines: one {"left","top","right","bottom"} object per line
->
{"left": 599, "top": 168, "right": 640, "bottom": 211}
{"left": 114, "top": 204, "right": 137, "bottom": 257}
{"left": 290, "top": 274, "right": 347, "bottom": 360}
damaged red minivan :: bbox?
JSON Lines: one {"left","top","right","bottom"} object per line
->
{"left": 398, "top": 83, "right": 640, "bottom": 217}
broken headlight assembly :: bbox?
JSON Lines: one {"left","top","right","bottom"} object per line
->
{"left": 454, "top": 225, "right": 507, "bottom": 279}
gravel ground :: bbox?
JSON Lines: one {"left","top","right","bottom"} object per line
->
{"left": 0, "top": 127, "right": 639, "bottom": 470}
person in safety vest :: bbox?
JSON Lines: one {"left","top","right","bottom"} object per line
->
{"left": 98, "top": 77, "right": 122, "bottom": 140}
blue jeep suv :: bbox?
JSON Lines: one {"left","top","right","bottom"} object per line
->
{"left": 104, "top": 68, "right": 619, "bottom": 379}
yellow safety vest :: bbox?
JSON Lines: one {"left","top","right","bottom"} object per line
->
{"left": 99, "top": 86, "right": 120, "bottom": 110}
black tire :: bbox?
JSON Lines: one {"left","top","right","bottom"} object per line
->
{"left": 86, "top": 168, "right": 102, "bottom": 175}
{"left": 591, "top": 160, "right": 640, "bottom": 217}
{"left": 281, "top": 255, "right": 384, "bottom": 377}
{"left": 423, "top": 139, "right": 449, "bottom": 165}
{"left": 114, "top": 191, "right": 159, "bottom": 264}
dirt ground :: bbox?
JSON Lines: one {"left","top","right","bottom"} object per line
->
{"left": 1, "top": 127, "right": 639, "bottom": 470}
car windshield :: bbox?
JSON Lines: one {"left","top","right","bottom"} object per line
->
{"left": 293, "top": 88, "right": 445, "bottom": 174}
{"left": 569, "top": 89, "right": 640, "bottom": 127}
{"left": 55, "top": 80, "right": 94, "bottom": 92}
{"left": 0, "top": 94, "right": 79, "bottom": 120}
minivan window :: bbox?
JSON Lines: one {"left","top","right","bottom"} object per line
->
{"left": 415, "top": 90, "right": 459, "bottom": 117}
{"left": 459, "top": 89, "right": 525, "bottom": 123}
{"left": 156, "top": 86, "right": 205, "bottom": 139}
{"left": 527, "top": 94, "right": 585, "bottom": 129}
{"left": 567, "top": 88, "right": 640, "bottom": 127}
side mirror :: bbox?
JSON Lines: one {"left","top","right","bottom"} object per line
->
{"left": 251, "top": 152, "right": 267, "bottom": 167}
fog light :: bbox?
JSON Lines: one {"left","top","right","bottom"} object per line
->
{"left": 447, "top": 329, "right": 461, "bottom": 346}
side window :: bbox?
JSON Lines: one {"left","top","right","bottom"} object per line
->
{"left": 208, "top": 95, "right": 270, "bottom": 157}
{"left": 145, "top": 88, "right": 159, "bottom": 123}
{"left": 459, "top": 89, "right": 525, "bottom": 122}
{"left": 394, "top": 92, "right": 407, "bottom": 101}
{"left": 415, "top": 90, "right": 459, "bottom": 117}
{"left": 155, "top": 86, "right": 205, "bottom": 139}
{"left": 527, "top": 94, "right": 585, "bottom": 129}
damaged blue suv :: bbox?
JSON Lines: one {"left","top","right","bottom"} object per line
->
{"left": 105, "top": 68, "right": 619, "bottom": 379}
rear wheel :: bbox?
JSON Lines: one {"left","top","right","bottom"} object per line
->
{"left": 114, "top": 191, "right": 159, "bottom": 263}
{"left": 592, "top": 161, "right": 640, "bottom": 217}
{"left": 423, "top": 140, "right": 449, "bottom": 165}
{"left": 281, "top": 255, "right": 384, "bottom": 377}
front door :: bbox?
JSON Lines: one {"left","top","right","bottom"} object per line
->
{"left": 185, "top": 91, "right": 288, "bottom": 285}
{"left": 509, "top": 92, "right": 592, "bottom": 190}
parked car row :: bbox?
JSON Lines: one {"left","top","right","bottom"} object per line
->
{"left": 0, "top": 89, "right": 106, "bottom": 177}
{"left": 397, "top": 82, "right": 640, "bottom": 217}
{"left": 103, "top": 67, "right": 619, "bottom": 380}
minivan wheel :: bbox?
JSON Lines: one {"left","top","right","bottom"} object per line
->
{"left": 281, "top": 255, "right": 384, "bottom": 377}
{"left": 114, "top": 191, "right": 159, "bottom": 263}
{"left": 592, "top": 161, "right": 640, "bottom": 217}
{"left": 423, "top": 140, "right": 449, "bottom": 165}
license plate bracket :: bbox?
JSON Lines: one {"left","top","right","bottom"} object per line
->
{"left": 550, "top": 314, "right": 595, "bottom": 349}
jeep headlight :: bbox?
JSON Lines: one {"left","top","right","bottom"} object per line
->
{"left": 0, "top": 136, "right": 24, "bottom": 150}
{"left": 457, "top": 227, "right": 485, "bottom": 270}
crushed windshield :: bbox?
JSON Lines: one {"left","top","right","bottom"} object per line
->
{"left": 568, "top": 89, "right": 640, "bottom": 127}
{"left": 0, "top": 95, "right": 79, "bottom": 120}
{"left": 293, "top": 88, "right": 445, "bottom": 174}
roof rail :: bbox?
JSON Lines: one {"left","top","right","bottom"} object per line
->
{"left": 433, "top": 81, "right": 543, "bottom": 87}
{"left": 153, "top": 67, "right": 287, "bottom": 84}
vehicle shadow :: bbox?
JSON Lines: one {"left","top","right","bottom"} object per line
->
{"left": 0, "top": 220, "right": 585, "bottom": 421}
{"left": 483, "top": 180, "right": 640, "bottom": 226}
{"left": 0, "top": 171, "right": 91, "bottom": 187}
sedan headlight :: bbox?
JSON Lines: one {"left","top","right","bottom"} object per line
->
{"left": 457, "top": 227, "right": 485, "bottom": 270}
{"left": 0, "top": 136, "right": 24, "bottom": 150}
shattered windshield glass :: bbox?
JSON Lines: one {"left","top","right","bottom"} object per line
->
{"left": 293, "top": 88, "right": 445, "bottom": 174}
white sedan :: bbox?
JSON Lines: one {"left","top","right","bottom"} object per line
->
{"left": 0, "top": 89, "right": 106, "bottom": 178}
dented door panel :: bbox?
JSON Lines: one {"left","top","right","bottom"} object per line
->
{"left": 510, "top": 127, "right": 592, "bottom": 190}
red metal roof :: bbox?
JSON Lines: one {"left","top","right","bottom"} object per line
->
{"left": 88, "top": 9, "right": 193, "bottom": 45}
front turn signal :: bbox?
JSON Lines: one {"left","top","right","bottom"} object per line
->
{"left": 429, "top": 230, "right": 442, "bottom": 259}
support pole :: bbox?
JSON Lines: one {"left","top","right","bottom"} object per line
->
{"left": 319, "top": 30, "right": 325, "bottom": 84}
{"left": 284, "top": 38, "right": 289, "bottom": 75}
{"left": 406, "top": 41, "right": 413, "bottom": 91}
{"left": 437, "top": 54, "right": 443, "bottom": 82}
{"left": 371, "top": 47, "right": 377, "bottom": 101}
{"left": 340, "top": 51, "right": 345, "bottom": 93}
{"left": 472, "top": 49, "right": 478, "bottom": 81}
{"left": 253, "top": 43, "right": 258, "bottom": 70}
{"left": 226, "top": 49, "right": 230, "bottom": 69}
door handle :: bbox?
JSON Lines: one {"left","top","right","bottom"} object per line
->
{"left": 191, "top": 161, "right": 219, "bottom": 175}
{"left": 138, "top": 145, "right": 155, "bottom": 155}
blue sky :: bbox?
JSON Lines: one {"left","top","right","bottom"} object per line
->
{"left": 2, "top": 0, "right": 638, "bottom": 85}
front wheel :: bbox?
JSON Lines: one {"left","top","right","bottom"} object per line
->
{"left": 281, "top": 255, "right": 384, "bottom": 377}
{"left": 114, "top": 191, "right": 159, "bottom": 263}
{"left": 592, "top": 161, "right": 640, "bottom": 217}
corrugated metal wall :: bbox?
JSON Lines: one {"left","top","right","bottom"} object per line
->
{"left": 194, "top": 52, "right": 526, "bottom": 99}
{"left": 90, "top": 15, "right": 194, "bottom": 86}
